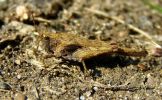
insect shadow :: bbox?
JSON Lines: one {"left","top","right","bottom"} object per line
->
{"left": 85, "top": 55, "right": 139, "bottom": 68}
{"left": 60, "top": 54, "right": 140, "bottom": 76}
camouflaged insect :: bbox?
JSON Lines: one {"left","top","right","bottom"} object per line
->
{"left": 42, "top": 32, "right": 147, "bottom": 62}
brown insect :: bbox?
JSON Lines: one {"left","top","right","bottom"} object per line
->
{"left": 40, "top": 32, "right": 147, "bottom": 72}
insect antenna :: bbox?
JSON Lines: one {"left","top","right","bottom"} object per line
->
{"left": 30, "top": 12, "right": 43, "bottom": 52}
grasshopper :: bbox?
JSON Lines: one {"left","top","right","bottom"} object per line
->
{"left": 39, "top": 32, "right": 147, "bottom": 72}
{"left": 31, "top": 13, "right": 147, "bottom": 72}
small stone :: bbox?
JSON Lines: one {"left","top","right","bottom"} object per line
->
{"left": 0, "top": 0, "right": 7, "bottom": 9}
{"left": 146, "top": 73, "right": 156, "bottom": 86}
{"left": 118, "top": 31, "right": 128, "bottom": 37}
{"left": 79, "top": 95, "right": 85, "bottom": 100}
{"left": 14, "top": 93, "right": 27, "bottom": 100}
{"left": 93, "top": 86, "right": 98, "bottom": 91}
{"left": 85, "top": 91, "right": 91, "bottom": 97}
{"left": 133, "top": 94, "right": 140, "bottom": 100}
{"left": 137, "top": 63, "right": 148, "bottom": 71}
{"left": 151, "top": 47, "right": 162, "bottom": 57}
{"left": 15, "top": 59, "right": 21, "bottom": 65}
{"left": 0, "top": 69, "right": 5, "bottom": 75}
{"left": 17, "top": 74, "right": 21, "bottom": 79}
{"left": 16, "top": 5, "right": 28, "bottom": 21}
{"left": 0, "top": 82, "right": 11, "bottom": 90}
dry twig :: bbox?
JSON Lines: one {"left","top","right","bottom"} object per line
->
{"left": 85, "top": 8, "right": 161, "bottom": 48}
{"left": 90, "top": 81, "right": 154, "bottom": 91}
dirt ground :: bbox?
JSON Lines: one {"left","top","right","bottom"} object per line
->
{"left": 0, "top": 0, "right": 162, "bottom": 100}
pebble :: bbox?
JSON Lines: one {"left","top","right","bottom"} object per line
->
{"left": 93, "top": 86, "right": 98, "bottom": 91}
{"left": 14, "top": 93, "right": 27, "bottom": 100}
{"left": 16, "top": 5, "right": 28, "bottom": 21}
{"left": 151, "top": 47, "right": 162, "bottom": 57}
{"left": 133, "top": 94, "right": 140, "bottom": 100}
{"left": 79, "top": 95, "right": 85, "bottom": 100}
{"left": 0, "top": 82, "right": 11, "bottom": 90}
{"left": 0, "top": 71, "right": 1, "bottom": 76}
{"left": 0, "top": 0, "right": 7, "bottom": 9}
{"left": 15, "top": 59, "right": 21, "bottom": 65}
{"left": 85, "top": 91, "right": 91, "bottom": 97}
{"left": 146, "top": 73, "right": 156, "bottom": 86}
{"left": 17, "top": 74, "right": 21, "bottom": 79}
{"left": 137, "top": 63, "right": 148, "bottom": 71}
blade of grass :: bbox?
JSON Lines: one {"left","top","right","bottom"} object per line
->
{"left": 142, "top": 0, "right": 162, "bottom": 13}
